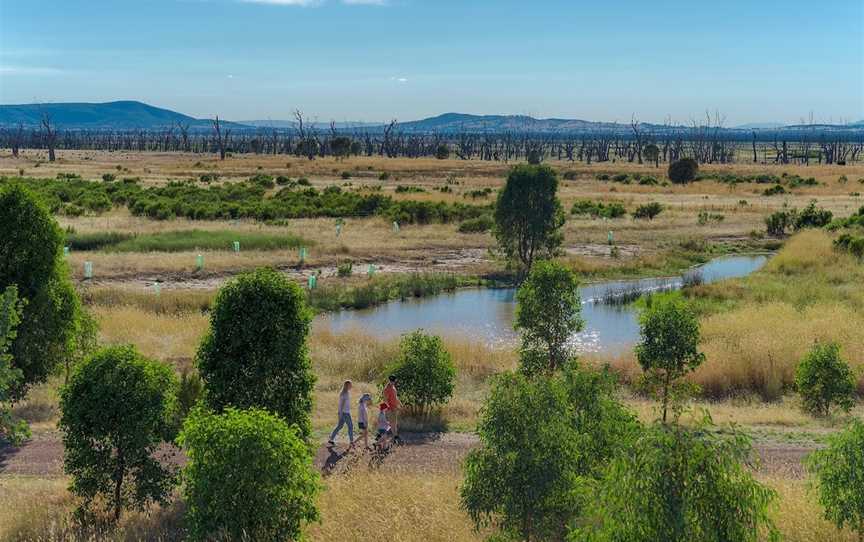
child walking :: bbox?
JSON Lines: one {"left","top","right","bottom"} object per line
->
{"left": 356, "top": 393, "right": 373, "bottom": 450}
{"left": 327, "top": 380, "right": 354, "bottom": 449}
{"left": 375, "top": 402, "right": 392, "bottom": 449}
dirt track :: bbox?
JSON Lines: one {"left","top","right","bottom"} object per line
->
{"left": 2, "top": 430, "right": 816, "bottom": 480}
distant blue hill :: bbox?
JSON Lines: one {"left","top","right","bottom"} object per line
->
{"left": 0, "top": 101, "right": 861, "bottom": 135}
{"left": 0, "top": 101, "right": 250, "bottom": 130}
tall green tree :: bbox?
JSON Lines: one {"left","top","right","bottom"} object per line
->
{"left": 635, "top": 295, "right": 705, "bottom": 423}
{"left": 494, "top": 164, "right": 565, "bottom": 276}
{"left": 578, "top": 421, "right": 778, "bottom": 542}
{"left": 514, "top": 260, "right": 583, "bottom": 374}
{"left": 806, "top": 419, "right": 864, "bottom": 541}
{"left": 0, "top": 183, "right": 86, "bottom": 398}
{"left": 0, "top": 285, "right": 28, "bottom": 445}
{"left": 461, "top": 364, "right": 638, "bottom": 541}
{"left": 59, "top": 345, "right": 179, "bottom": 521}
{"left": 196, "top": 267, "right": 315, "bottom": 438}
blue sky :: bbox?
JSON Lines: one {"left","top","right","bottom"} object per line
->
{"left": 1, "top": 0, "right": 862, "bottom": 124}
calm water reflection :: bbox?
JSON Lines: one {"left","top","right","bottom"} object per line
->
{"left": 319, "top": 255, "right": 768, "bottom": 355}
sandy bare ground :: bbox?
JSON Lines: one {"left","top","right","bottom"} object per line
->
{"left": 1, "top": 430, "right": 816, "bottom": 480}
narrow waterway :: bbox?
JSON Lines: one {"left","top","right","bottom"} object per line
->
{"left": 319, "top": 255, "right": 768, "bottom": 355}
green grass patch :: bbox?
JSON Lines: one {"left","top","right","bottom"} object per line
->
{"left": 307, "top": 273, "right": 480, "bottom": 312}
{"left": 111, "top": 230, "right": 307, "bottom": 252}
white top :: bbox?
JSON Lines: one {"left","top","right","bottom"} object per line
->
{"left": 377, "top": 410, "right": 390, "bottom": 432}
{"left": 338, "top": 391, "right": 351, "bottom": 415}
{"left": 358, "top": 401, "right": 368, "bottom": 425}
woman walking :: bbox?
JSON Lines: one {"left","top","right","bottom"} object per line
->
{"left": 327, "top": 380, "right": 354, "bottom": 450}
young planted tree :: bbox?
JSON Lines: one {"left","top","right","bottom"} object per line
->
{"left": 581, "top": 422, "right": 778, "bottom": 542}
{"left": 0, "top": 285, "right": 28, "bottom": 445}
{"left": 806, "top": 420, "right": 864, "bottom": 542}
{"left": 196, "top": 267, "right": 315, "bottom": 438}
{"left": 59, "top": 345, "right": 178, "bottom": 521}
{"left": 179, "top": 407, "right": 320, "bottom": 541}
{"left": 795, "top": 341, "right": 856, "bottom": 417}
{"left": 461, "top": 364, "right": 638, "bottom": 542}
{"left": 0, "top": 183, "right": 86, "bottom": 398}
{"left": 387, "top": 330, "right": 456, "bottom": 418}
{"left": 494, "top": 164, "right": 565, "bottom": 276}
{"left": 635, "top": 295, "right": 705, "bottom": 423}
{"left": 514, "top": 260, "right": 583, "bottom": 374}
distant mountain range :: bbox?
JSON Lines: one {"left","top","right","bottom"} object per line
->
{"left": 0, "top": 101, "right": 248, "bottom": 130}
{"left": 1, "top": 101, "right": 861, "bottom": 135}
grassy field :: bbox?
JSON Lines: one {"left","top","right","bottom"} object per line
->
{"left": 3, "top": 151, "right": 864, "bottom": 540}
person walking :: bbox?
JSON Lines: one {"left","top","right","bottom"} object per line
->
{"left": 383, "top": 375, "right": 402, "bottom": 442}
{"left": 327, "top": 380, "right": 354, "bottom": 449}
{"left": 356, "top": 393, "right": 373, "bottom": 450}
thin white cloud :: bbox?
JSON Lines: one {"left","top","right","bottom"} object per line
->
{"left": 342, "top": 0, "right": 388, "bottom": 4}
{"left": 239, "top": 0, "right": 322, "bottom": 5}
{"left": 0, "top": 65, "right": 64, "bottom": 76}
{"left": 389, "top": 76, "right": 408, "bottom": 84}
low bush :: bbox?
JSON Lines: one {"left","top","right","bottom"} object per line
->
{"left": 834, "top": 233, "right": 864, "bottom": 259}
{"left": 387, "top": 330, "right": 456, "bottom": 418}
{"left": 795, "top": 341, "right": 856, "bottom": 417}
{"left": 571, "top": 199, "right": 627, "bottom": 219}
{"left": 668, "top": 158, "right": 699, "bottom": 184}
{"left": 179, "top": 407, "right": 320, "bottom": 541}
{"left": 64, "top": 231, "right": 134, "bottom": 251}
{"left": 793, "top": 200, "right": 833, "bottom": 230}
{"left": 337, "top": 261, "right": 353, "bottom": 277}
{"left": 763, "top": 184, "right": 787, "bottom": 196}
{"left": 633, "top": 202, "right": 663, "bottom": 220}
{"left": 458, "top": 215, "right": 494, "bottom": 233}
{"left": 765, "top": 210, "right": 794, "bottom": 236}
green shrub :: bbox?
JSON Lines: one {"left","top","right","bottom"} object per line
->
{"left": 639, "top": 175, "right": 659, "bottom": 185}
{"left": 668, "top": 158, "right": 699, "bottom": 184}
{"left": 0, "top": 184, "right": 85, "bottom": 398}
{"left": 763, "top": 184, "right": 786, "bottom": 196}
{"left": 571, "top": 200, "right": 627, "bottom": 219}
{"left": 101, "top": 173, "right": 116, "bottom": 183}
{"left": 765, "top": 210, "right": 794, "bottom": 236}
{"left": 461, "top": 365, "right": 639, "bottom": 542}
{"left": 337, "top": 261, "right": 353, "bottom": 277}
{"left": 378, "top": 172, "right": 390, "bottom": 181}
{"left": 276, "top": 175, "right": 291, "bottom": 186}
{"left": 196, "top": 268, "right": 315, "bottom": 437}
{"left": 793, "top": 200, "right": 833, "bottom": 230}
{"left": 795, "top": 342, "right": 856, "bottom": 417}
{"left": 458, "top": 215, "right": 494, "bottom": 233}
{"left": 387, "top": 330, "right": 455, "bottom": 417}
{"left": 562, "top": 171, "right": 578, "bottom": 180}
{"left": 435, "top": 144, "right": 450, "bottom": 160}
{"left": 340, "top": 171, "right": 351, "bottom": 179}
{"left": 59, "top": 345, "right": 178, "bottom": 521}
{"left": 834, "top": 233, "right": 864, "bottom": 259}
{"left": 612, "top": 173, "right": 629, "bottom": 183}
{"left": 249, "top": 174, "right": 275, "bottom": 189}
{"left": 582, "top": 422, "right": 778, "bottom": 542}
{"left": 179, "top": 407, "right": 320, "bottom": 541}
{"left": 633, "top": 201, "right": 663, "bottom": 220}
{"left": 64, "top": 231, "right": 134, "bottom": 251}
{"left": 806, "top": 419, "right": 864, "bottom": 541}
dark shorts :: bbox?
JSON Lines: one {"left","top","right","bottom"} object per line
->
{"left": 358, "top": 422, "right": 367, "bottom": 430}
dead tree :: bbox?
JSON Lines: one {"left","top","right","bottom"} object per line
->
{"left": 41, "top": 112, "right": 57, "bottom": 162}
{"left": 211, "top": 116, "right": 231, "bottom": 160}
{"left": 9, "top": 123, "right": 24, "bottom": 158}
{"left": 177, "top": 122, "right": 190, "bottom": 152}
{"left": 631, "top": 114, "right": 644, "bottom": 164}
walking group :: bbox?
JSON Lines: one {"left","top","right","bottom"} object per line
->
{"left": 327, "top": 375, "right": 402, "bottom": 452}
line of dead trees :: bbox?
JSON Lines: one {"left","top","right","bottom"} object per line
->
{"left": 2, "top": 115, "right": 862, "bottom": 166}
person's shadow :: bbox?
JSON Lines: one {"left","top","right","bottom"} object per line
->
{"left": 320, "top": 444, "right": 362, "bottom": 476}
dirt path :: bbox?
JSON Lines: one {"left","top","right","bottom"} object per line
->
{"left": 2, "top": 430, "right": 816, "bottom": 480}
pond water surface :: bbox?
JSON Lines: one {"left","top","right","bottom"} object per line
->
{"left": 319, "top": 255, "right": 768, "bottom": 355}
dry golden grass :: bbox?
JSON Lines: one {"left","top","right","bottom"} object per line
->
{"left": 2, "top": 470, "right": 857, "bottom": 542}
{"left": 761, "top": 476, "right": 860, "bottom": 542}
{"left": 309, "top": 470, "right": 485, "bottom": 542}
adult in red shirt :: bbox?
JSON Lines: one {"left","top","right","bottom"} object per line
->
{"left": 383, "top": 375, "right": 402, "bottom": 441}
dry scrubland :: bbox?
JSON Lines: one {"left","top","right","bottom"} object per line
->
{"left": 2, "top": 151, "right": 864, "bottom": 540}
